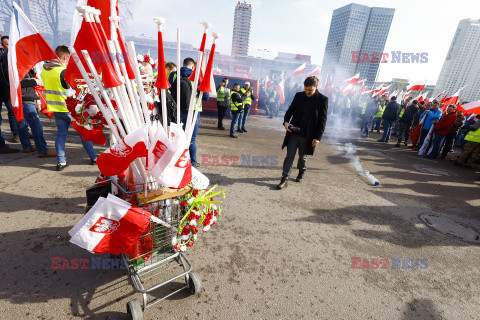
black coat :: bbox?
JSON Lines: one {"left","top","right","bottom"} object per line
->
{"left": 282, "top": 90, "right": 328, "bottom": 156}
{"left": 382, "top": 101, "right": 401, "bottom": 121}
{"left": 399, "top": 104, "right": 419, "bottom": 126}
{"left": 0, "top": 52, "right": 38, "bottom": 102}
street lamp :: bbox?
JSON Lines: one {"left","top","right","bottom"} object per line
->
{"left": 258, "top": 48, "right": 269, "bottom": 81}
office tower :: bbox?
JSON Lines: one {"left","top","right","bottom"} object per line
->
{"left": 321, "top": 3, "right": 394, "bottom": 86}
{"left": 231, "top": 1, "right": 252, "bottom": 57}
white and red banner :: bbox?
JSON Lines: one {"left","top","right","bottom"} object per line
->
{"left": 97, "top": 124, "right": 148, "bottom": 176}
{"left": 8, "top": 2, "right": 57, "bottom": 121}
{"left": 291, "top": 63, "right": 306, "bottom": 77}
{"left": 406, "top": 81, "right": 426, "bottom": 92}
{"left": 459, "top": 100, "right": 480, "bottom": 115}
{"left": 345, "top": 73, "right": 360, "bottom": 85}
{"left": 69, "top": 194, "right": 151, "bottom": 255}
{"left": 307, "top": 65, "right": 320, "bottom": 78}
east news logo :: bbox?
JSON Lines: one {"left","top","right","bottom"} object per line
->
{"left": 351, "top": 257, "right": 429, "bottom": 270}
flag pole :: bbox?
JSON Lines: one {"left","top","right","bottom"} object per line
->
{"left": 154, "top": 17, "right": 169, "bottom": 137}
{"left": 176, "top": 27, "right": 181, "bottom": 125}
{"left": 185, "top": 50, "right": 204, "bottom": 139}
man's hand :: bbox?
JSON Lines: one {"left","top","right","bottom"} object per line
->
{"left": 284, "top": 122, "right": 292, "bottom": 132}
{"left": 312, "top": 139, "right": 320, "bottom": 147}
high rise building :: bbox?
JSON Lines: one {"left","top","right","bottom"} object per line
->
{"left": 0, "top": 0, "right": 52, "bottom": 36}
{"left": 320, "top": 3, "right": 394, "bottom": 86}
{"left": 231, "top": 1, "right": 252, "bottom": 57}
{"left": 434, "top": 19, "right": 480, "bottom": 102}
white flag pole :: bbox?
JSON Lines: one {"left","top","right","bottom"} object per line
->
{"left": 153, "top": 17, "right": 169, "bottom": 137}
{"left": 176, "top": 27, "right": 181, "bottom": 125}
{"left": 184, "top": 50, "right": 203, "bottom": 138}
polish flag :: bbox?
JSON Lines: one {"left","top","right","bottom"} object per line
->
{"left": 442, "top": 88, "right": 462, "bottom": 112}
{"left": 153, "top": 125, "right": 192, "bottom": 189}
{"left": 87, "top": 0, "right": 118, "bottom": 40}
{"left": 345, "top": 73, "right": 360, "bottom": 85}
{"left": 148, "top": 124, "right": 175, "bottom": 174}
{"left": 154, "top": 23, "right": 171, "bottom": 90}
{"left": 213, "top": 66, "right": 222, "bottom": 75}
{"left": 8, "top": 2, "right": 58, "bottom": 121}
{"left": 406, "top": 81, "right": 426, "bottom": 92}
{"left": 69, "top": 194, "right": 152, "bottom": 255}
{"left": 189, "top": 28, "right": 208, "bottom": 82}
{"left": 458, "top": 100, "right": 480, "bottom": 115}
{"left": 307, "top": 65, "right": 320, "bottom": 78}
{"left": 97, "top": 124, "right": 148, "bottom": 177}
{"left": 198, "top": 40, "right": 217, "bottom": 93}
{"left": 431, "top": 91, "right": 445, "bottom": 102}
{"left": 265, "top": 75, "right": 273, "bottom": 91}
{"left": 342, "top": 84, "right": 354, "bottom": 96}
{"left": 291, "top": 63, "right": 306, "bottom": 77}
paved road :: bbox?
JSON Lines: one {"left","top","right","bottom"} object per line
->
{"left": 0, "top": 111, "right": 479, "bottom": 319}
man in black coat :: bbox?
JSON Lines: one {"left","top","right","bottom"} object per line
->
{"left": 277, "top": 76, "right": 328, "bottom": 189}
{"left": 395, "top": 100, "right": 418, "bottom": 147}
{"left": 378, "top": 96, "right": 400, "bottom": 143}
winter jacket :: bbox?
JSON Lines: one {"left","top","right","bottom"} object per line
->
{"left": 282, "top": 90, "right": 328, "bottom": 156}
{"left": 168, "top": 67, "right": 209, "bottom": 110}
{"left": 0, "top": 52, "right": 10, "bottom": 102}
{"left": 423, "top": 108, "right": 443, "bottom": 130}
{"left": 382, "top": 101, "right": 401, "bottom": 121}
{"left": 154, "top": 89, "right": 177, "bottom": 124}
{"left": 433, "top": 112, "right": 457, "bottom": 136}
{"left": 399, "top": 104, "right": 419, "bottom": 126}
{"left": 0, "top": 52, "right": 38, "bottom": 103}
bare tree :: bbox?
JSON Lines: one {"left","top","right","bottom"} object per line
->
{"left": 36, "top": 0, "right": 60, "bottom": 44}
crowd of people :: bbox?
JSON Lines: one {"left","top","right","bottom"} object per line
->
{"left": 327, "top": 90, "right": 480, "bottom": 174}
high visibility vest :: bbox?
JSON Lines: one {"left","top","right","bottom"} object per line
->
{"left": 360, "top": 101, "right": 367, "bottom": 115}
{"left": 343, "top": 97, "right": 351, "bottom": 109}
{"left": 399, "top": 108, "right": 405, "bottom": 119}
{"left": 241, "top": 87, "right": 252, "bottom": 105}
{"left": 172, "top": 72, "right": 202, "bottom": 112}
{"left": 230, "top": 91, "right": 243, "bottom": 111}
{"left": 41, "top": 66, "right": 68, "bottom": 112}
{"left": 465, "top": 127, "right": 480, "bottom": 143}
{"left": 267, "top": 88, "right": 277, "bottom": 103}
{"left": 374, "top": 105, "right": 386, "bottom": 118}
{"left": 217, "top": 86, "right": 226, "bottom": 102}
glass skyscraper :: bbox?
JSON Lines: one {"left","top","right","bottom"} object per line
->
{"left": 320, "top": 3, "right": 395, "bottom": 87}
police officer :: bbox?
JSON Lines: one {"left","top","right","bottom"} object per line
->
{"left": 267, "top": 85, "right": 279, "bottom": 119}
{"left": 229, "top": 83, "right": 244, "bottom": 138}
{"left": 238, "top": 81, "right": 256, "bottom": 132}
{"left": 216, "top": 77, "right": 230, "bottom": 130}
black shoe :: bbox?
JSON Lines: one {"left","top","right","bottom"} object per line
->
{"left": 237, "top": 129, "right": 243, "bottom": 133}
{"left": 90, "top": 158, "right": 96, "bottom": 165}
{"left": 56, "top": 163, "right": 69, "bottom": 171}
{"left": 230, "top": 134, "right": 238, "bottom": 138}
{"left": 394, "top": 143, "right": 400, "bottom": 147}
{"left": 0, "top": 145, "right": 20, "bottom": 154}
{"left": 296, "top": 170, "right": 305, "bottom": 182}
{"left": 377, "top": 139, "right": 385, "bottom": 142}
{"left": 193, "top": 163, "right": 201, "bottom": 168}
{"left": 242, "top": 128, "right": 247, "bottom": 132}
{"left": 276, "top": 177, "right": 288, "bottom": 190}
{"left": 218, "top": 126, "right": 225, "bottom": 130}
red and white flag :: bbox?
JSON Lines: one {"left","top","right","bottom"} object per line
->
{"left": 406, "top": 81, "right": 426, "bottom": 92}
{"left": 342, "top": 84, "right": 354, "bottom": 96}
{"left": 153, "top": 124, "right": 192, "bottom": 189}
{"left": 307, "top": 65, "right": 320, "bottom": 78}
{"left": 459, "top": 100, "right": 480, "bottom": 115}
{"left": 291, "top": 63, "right": 306, "bottom": 77}
{"left": 8, "top": 2, "right": 57, "bottom": 121}
{"left": 345, "top": 73, "right": 360, "bottom": 85}
{"left": 97, "top": 124, "right": 148, "bottom": 177}
{"left": 69, "top": 194, "right": 151, "bottom": 255}
{"left": 442, "top": 88, "right": 463, "bottom": 112}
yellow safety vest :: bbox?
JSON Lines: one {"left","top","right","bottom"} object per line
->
{"left": 465, "top": 127, "right": 480, "bottom": 143}
{"left": 41, "top": 66, "right": 68, "bottom": 112}
{"left": 230, "top": 91, "right": 243, "bottom": 111}
{"left": 360, "top": 101, "right": 367, "bottom": 115}
{"left": 217, "top": 86, "right": 226, "bottom": 102}
{"left": 241, "top": 87, "right": 252, "bottom": 105}
{"left": 375, "top": 105, "right": 386, "bottom": 118}
{"left": 267, "top": 88, "right": 277, "bottom": 103}
{"left": 399, "top": 108, "right": 405, "bottom": 118}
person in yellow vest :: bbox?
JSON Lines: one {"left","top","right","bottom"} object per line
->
{"left": 216, "top": 78, "right": 230, "bottom": 130}
{"left": 370, "top": 97, "right": 385, "bottom": 133}
{"left": 229, "top": 83, "right": 244, "bottom": 138}
{"left": 41, "top": 46, "right": 97, "bottom": 171}
{"left": 266, "top": 85, "right": 279, "bottom": 119}
{"left": 454, "top": 119, "right": 480, "bottom": 168}
{"left": 238, "top": 81, "right": 256, "bottom": 133}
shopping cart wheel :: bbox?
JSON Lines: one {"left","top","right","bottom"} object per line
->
{"left": 126, "top": 299, "right": 143, "bottom": 320}
{"left": 186, "top": 271, "right": 202, "bottom": 294}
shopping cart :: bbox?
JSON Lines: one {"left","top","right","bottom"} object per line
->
{"left": 110, "top": 178, "right": 201, "bottom": 320}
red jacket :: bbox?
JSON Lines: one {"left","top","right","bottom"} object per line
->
{"left": 433, "top": 112, "right": 457, "bottom": 135}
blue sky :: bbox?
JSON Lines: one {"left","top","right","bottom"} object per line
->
{"left": 126, "top": 0, "right": 479, "bottom": 85}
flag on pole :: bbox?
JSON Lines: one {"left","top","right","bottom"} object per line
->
{"left": 198, "top": 39, "right": 217, "bottom": 93}
{"left": 291, "top": 63, "right": 306, "bottom": 77}
{"left": 307, "top": 65, "right": 320, "bottom": 78}
{"left": 458, "top": 100, "right": 480, "bottom": 115}
{"left": 8, "top": 2, "right": 58, "bottom": 121}
{"left": 345, "top": 73, "right": 360, "bottom": 85}
{"left": 69, "top": 194, "right": 152, "bottom": 255}
{"left": 406, "top": 81, "right": 426, "bottom": 92}
{"left": 154, "top": 22, "right": 171, "bottom": 90}
{"left": 87, "top": 0, "right": 119, "bottom": 40}
{"left": 442, "top": 88, "right": 463, "bottom": 112}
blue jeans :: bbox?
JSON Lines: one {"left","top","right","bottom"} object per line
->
{"left": 180, "top": 110, "right": 200, "bottom": 165}
{"left": 361, "top": 117, "right": 372, "bottom": 137}
{"left": 17, "top": 103, "right": 48, "bottom": 153}
{"left": 238, "top": 104, "right": 251, "bottom": 130}
{"left": 427, "top": 133, "right": 446, "bottom": 159}
{"left": 54, "top": 112, "right": 97, "bottom": 164}
{"left": 371, "top": 117, "right": 382, "bottom": 132}
{"left": 1, "top": 100, "right": 19, "bottom": 137}
{"left": 381, "top": 120, "right": 394, "bottom": 142}
{"left": 230, "top": 111, "right": 242, "bottom": 136}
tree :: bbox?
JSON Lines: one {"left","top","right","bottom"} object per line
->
{"left": 36, "top": 0, "right": 60, "bottom": 46}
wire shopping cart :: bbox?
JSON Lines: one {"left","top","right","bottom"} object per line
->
{"left": 109, "top": 178, "right": 201, "bottom": 320}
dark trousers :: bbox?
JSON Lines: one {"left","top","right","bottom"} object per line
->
{"left": 457, "top": 141, "right": 480, "bottom": 167}
{"left": 427, "top": 133, "right": 446, "bottom": 158}
{"left": 416, "top": 129, "right": 430, "bottom": 150}
{"left": 217, "top": 103, "right": 227, "bottom": 128}
{"left": 381, "top": 120, "right": 394, "bottom": 142}
{"left": 282, "top": 134, "right": 307, "bottom": 178}
{"left": 440, "top": 129, "right": 459, "bottom": 158}
{"left": 371, "top": 117, "right": 381, "bottom": 132}
{"left": 397, "top": 122, "right": 411, "bottom": 145}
